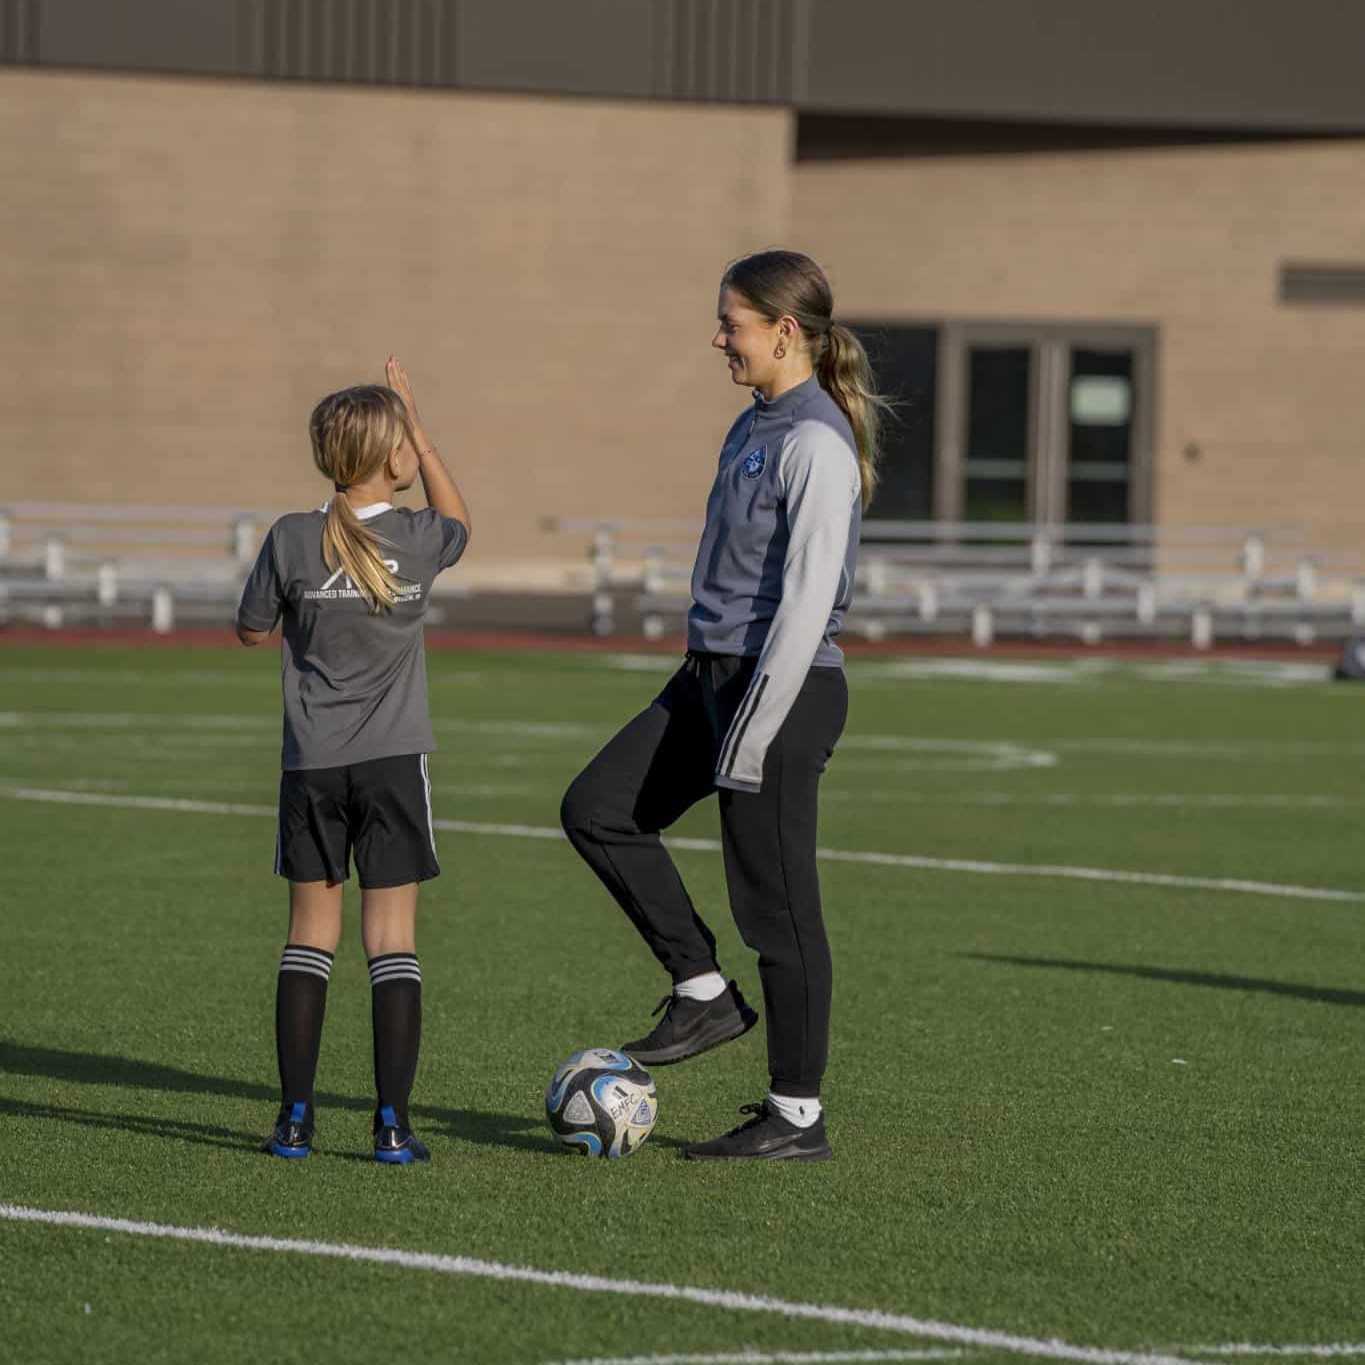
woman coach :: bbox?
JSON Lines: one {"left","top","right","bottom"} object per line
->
{"left": 560, "top": 249, "right": 888, "bottom": 1161}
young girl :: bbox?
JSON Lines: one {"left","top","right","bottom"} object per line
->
{"left": 237, "top": 357, "right": 470, "bottom": 1164}
{"left": 561, "top": 250, "right": 887, "bottom": 1161}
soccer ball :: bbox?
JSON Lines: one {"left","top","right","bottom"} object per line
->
{"left": 545, "top": 1048, "right": 658, "bottom": 1158}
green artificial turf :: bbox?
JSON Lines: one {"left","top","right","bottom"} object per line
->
{"left": 0, "top": 646, "right": 1361, "bottom": 1365}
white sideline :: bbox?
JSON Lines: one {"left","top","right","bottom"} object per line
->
{"left": 1179, "top": 1349, "right": 1365, "bottom": 1359}
{"left": 0, "top": 784, "right": 1361, "bottom": 905}
{"left": 821, "top": 793, "right": 1346, "bottom": 809}
{"left": 0, "top": 1203, "right": 1201, "bottom": 1365}
{"left": 547, "top": 1352, "right": 969, "bottom": 1364}
{"left": 9, "top": 709, "right": 1365, "bottom": 760}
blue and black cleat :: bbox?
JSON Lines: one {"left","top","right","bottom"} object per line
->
{"left": 263, "top": 1101, "right": 314, "bottom": 1159}
{"left": 373, "top": 1105, "right": 430, "bottom": 1165}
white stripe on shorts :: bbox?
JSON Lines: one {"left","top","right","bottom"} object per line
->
{"left": 420, "top": 754, "right": 437, "bottom": 863}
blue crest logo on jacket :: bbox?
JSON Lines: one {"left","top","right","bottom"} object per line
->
{"left": 741, "top": 445, "right": 768, "bottom": 479}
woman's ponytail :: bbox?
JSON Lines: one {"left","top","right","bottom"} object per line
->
{"left": 819, "top": 322, "right": 891, "bottom": 511}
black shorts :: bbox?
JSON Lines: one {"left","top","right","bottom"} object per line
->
{"left": 275, "top": 754, "right": 440, "bottom": 889}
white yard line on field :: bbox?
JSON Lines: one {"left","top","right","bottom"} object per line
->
{"left": 543, "top": 1352, "right": 971, "bottom": 1364}
{"left": 0, "top": 788, "right": 279, "bottom": 817}
{"left": 1043, "top": 739, "right": 1365, "bottom": 758}
{"left": 6, "top": 709, "right": 1365, "bottom": 766}
{"left": 835, "top": 738, "right": 1056, "bottom": 771}
{"left": 0, "top": 1203, "right": 1203, "bottom": 1365}
{"left": 1176, "top": 1348, "right": 1365, "bottom": 1359}
{"left": 0, "top": 784, "right": 1361, "bottom": 905}
{"left": 0, "top": 667, "right": 268, "bottom": 687}
{"left": 3, "top": 734, "right": 266, "bottom": 754}
{"left": 820, "top": 792, "right": 1347, "bottom": 809}
{"left": 9, "top": 709, "right": 1364, "bottom": 755}
{"left": 607, "top": 655, "right": 1336, "bottom": 688}
{"left": 841, "top": 659, "right": 1333, "bottom": 688}
{"left": 0, "top": 711, "right": 600, "bottom": 740}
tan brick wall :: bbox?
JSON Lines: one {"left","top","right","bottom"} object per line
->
{"left": 7, "top": 68, "right": 1361, "bottom": 582}
{"left": 794, "top": 140, "right": 1365, "bottom": 558}
{"left": 0, "top": 70, "right": 791, "bottom": 582}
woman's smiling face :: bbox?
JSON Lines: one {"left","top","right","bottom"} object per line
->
{"left": 712, "top": 286, "right": 782, "bottom": 392}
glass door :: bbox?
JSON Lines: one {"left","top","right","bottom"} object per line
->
{"left": 936, "top": 324, "right": 1153, "bottom": 529}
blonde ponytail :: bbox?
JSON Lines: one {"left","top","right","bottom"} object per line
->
{"left": 819, "top": 322, "right": 891, "bottom": 511}
{"left": 308, "top": 384, "right": 412, "bottom": 613}
{"left": 322, "top": 493, "right": 400, "bottom": 613}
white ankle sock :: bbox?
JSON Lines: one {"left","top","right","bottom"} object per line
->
{"left": 674, "top": 971, "right": 728, "bottom": 1002}
{"left": 766, "top": 1091, "right": 822, "bottom": 1129}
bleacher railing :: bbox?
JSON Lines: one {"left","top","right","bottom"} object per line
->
{"left": 6, "top": 504, "right": 1360, "bottom": 645}
{"left": 549, "top": 517, "right": 1365, "bottom": 647}
{"left": 0, "top": 501, "right": 479, "bottom": 633}
{"left": 0, "top": 502, "right": 278, "bottom": 632}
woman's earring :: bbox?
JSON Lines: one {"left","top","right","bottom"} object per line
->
{"left": 774, "top": 343, "right": 786, "bottom": 359}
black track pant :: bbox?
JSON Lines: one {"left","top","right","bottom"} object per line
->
{"left": 560, "top": 653, "right": 847, "bottom": 1097}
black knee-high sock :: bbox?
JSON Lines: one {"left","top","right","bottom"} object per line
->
{"left": 275, "top": 945, "right": 334, "bottom": 1110}
{"left": 369, "top": 953, "right": 422, "bottom": 1128}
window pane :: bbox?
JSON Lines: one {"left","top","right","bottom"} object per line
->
{"left": 848, "top": 324, "right": 937, "bottom": 520}
{"left": 1068, "top": 479, "right": 1129, "bottom": 523}
{"left": 965, "top": 346, "right": 1030, "bottom": 523}
{"left": 1068, "top": 348, "right": 1132, "bottom": 523}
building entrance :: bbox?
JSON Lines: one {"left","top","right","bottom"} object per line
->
{"left": 936, "top": 323, "right": 1155, "bottom": 529}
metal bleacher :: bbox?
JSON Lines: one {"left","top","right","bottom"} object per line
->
{"left": 0, "top": 501, "right": 480, "bottom": 632}
{"left": 0, "top": 502, "right": 276, "bottom": 631}
{"left": 5, "top": 503, "right": 1361, "bottom": 647}
{"left": 552, "top": 517, "right": 1365, "bottom": 647}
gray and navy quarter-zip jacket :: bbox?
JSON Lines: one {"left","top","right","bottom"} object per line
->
{"left": 688, "top": 374, "right": 862, "bottom": 793}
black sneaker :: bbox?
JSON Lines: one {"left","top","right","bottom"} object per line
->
{"left": 262, "top": 1101, "right": 313, "bottom": 1159}
{"left": 373, "top": 1105, "right": 431, "bottom": 1166}
{"left": 620, "top": 981, "right": 758, "bottom": 1066}
{"left": 685, "top": 1101, "right": 832, "bottom": 1162}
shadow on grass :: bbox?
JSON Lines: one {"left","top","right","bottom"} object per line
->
{"left": 0, "top": 1095, "right": 259, "bottom": 1154}
{"left": 0, "top": 1041, "right": 687, "bottom": 1155}
{"left": 961, "top": 953, "right": 1365, "bottom": 1007}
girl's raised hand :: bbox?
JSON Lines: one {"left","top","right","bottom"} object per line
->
{"left": 385, "top": 355, "right": 421, "bottom": 425}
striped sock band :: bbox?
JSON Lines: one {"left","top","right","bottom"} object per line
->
{"left": 279, "top": 944, "right": 334, "bottom": 981}
{"left": 368, "top": 953, "right": 421, "bottom": 987}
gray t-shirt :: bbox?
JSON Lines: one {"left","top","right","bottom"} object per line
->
{"left": 237, "top": 502, "right": 468, "bottom": 771}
